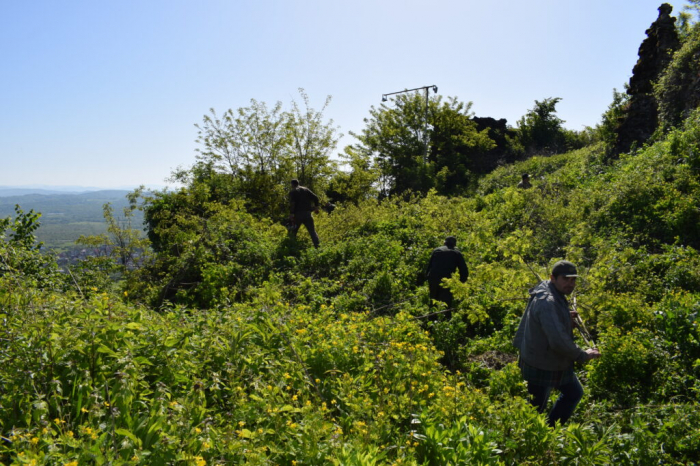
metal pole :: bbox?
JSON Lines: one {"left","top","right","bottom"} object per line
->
{"left": 381, "top": 85, "right": 438, "bottom": 165}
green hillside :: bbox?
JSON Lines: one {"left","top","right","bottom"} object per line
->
{"left": 3, "top": 5, "right": 700, "bottom": 465}
{"left": 0, "top": 191, "right": 140, "bottom": 250}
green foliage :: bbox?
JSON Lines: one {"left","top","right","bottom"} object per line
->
{"left": 354, "top": 93, "right": 495, "bottom": 197}
{"left": 9, "top": 38, "right": 700, "bottom": 461}
{"left": 190, "top": 90, "right": 339, "bottom": 219}
{"left": 656, "top": 20, "right": 700, "bottom": 129}
{"left": 0, "top": 205, "right": 65, "bottom": 290}
{"left": 515, "top": 97, "right": 568, "bottom": 156}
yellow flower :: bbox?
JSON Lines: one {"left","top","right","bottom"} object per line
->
{"left": 81, "top": 407, "right": 89, "bottom": 413}
{"left": 65, "top": 462, "right": 79, "bottom": 466}
{"left": 30, "top": 437, "right": 40, "bottom": 445}
{"left": 195, "top": 456, "right": 206, "bottom": 466}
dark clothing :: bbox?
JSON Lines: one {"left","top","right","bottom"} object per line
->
{"left": 292, "top": 210, "right": 319, "bottom": 248}
{"left": 518, "top": 358, "right": 576, "bottom": 389}
{"left": 289, "top": 186, "right": 320, "bottom": 248}
{"left": 527, "top": 377, "right": 583, "bottom": 427}
{"left": 289, "top": 186, "right": 320, "bottom": 214}
{"left": 513, "top": 280, "right": 587, "bottom": 426}
{"left": 518, "top": 179, "right": 532, "bottom": 189}
{"left": 426, "top": 245, "right": 469, "bottom": 310}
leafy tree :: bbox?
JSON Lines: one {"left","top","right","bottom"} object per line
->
{"left": 287, "top": 89, "right": 341, "bottom": 193}
{"left": 0, "top": 205, "right": 63, "bottom": 289}
{"left": 515, "top": 97, "right": 568, "bottom": 155}
{"left": 326, "top": 145, "right": 380, "bottom": 204}
{"left": 597, "top": 88, "right": 630, "bottom": 154}
{"left": 190, "top": 90, "right": 339, "bottom": 219}
{"left": 77, "top": 189, "right": 150, "bottom": 270}
{"left": 354, "top": 93, "right": 494, "bottom": 197}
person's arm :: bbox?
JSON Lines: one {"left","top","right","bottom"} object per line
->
{"left": 308, "top": 189, "right": 320, "bottom": 208}
{"left": 457, "top": 253, "right": 469, "bottom": 282}
{"left": 289, "top": 191, "right": 297, "bottom": 216}
{"left": 426, "top": 252, "right": 435, "bottom": 277}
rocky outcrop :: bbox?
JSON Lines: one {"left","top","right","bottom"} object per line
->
{"left": 470, "top": 116, "right": 519, "bottom": 173}
{"left": 613, "top": 3, "right": 680, "bottom": 157}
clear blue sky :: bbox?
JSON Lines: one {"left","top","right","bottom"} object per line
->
{"left": 0, "top": 0, "right": 690, "bottom": 189}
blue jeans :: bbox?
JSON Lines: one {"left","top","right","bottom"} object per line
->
{"left": 527, "top": 377, "right": 583, "bottom": 427}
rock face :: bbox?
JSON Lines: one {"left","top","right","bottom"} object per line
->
{"left": 613, "top": 3, "right": 680, "bottom": 157}
{"left": 470, "top": 117, "right": 519, "bottom": 173}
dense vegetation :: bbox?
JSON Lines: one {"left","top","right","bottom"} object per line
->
{"left": 3, "top": 7, "right": 700, "bottom": 465}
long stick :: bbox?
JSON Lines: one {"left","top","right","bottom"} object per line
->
{"left": 572, "top": 294, "right": 596, "bottom": 348}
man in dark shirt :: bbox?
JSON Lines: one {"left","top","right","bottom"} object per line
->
{"left": 289, "top": 179, "right": 320, "bottom": 248}
{"left": 518, "top": 173, "right": 532, "bottom": 189}
{"left": 426, "top": 236, "right": 469, "bottom": 313}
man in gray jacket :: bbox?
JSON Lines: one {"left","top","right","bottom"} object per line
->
{"left": 513, "top": 260, "right": 600, "bottom": 426}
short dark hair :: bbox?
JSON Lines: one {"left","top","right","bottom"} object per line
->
{"left": 291, "top": 179, "right": 299, "bottom": 187}
{"left": 445, "top": 236, "right": 457, "bottom": 247}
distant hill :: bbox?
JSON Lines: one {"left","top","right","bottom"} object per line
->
{"left": 0, "top": 190, "right": 145, "bottom": 250}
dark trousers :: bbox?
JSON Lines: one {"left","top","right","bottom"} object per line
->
{"left": 428, "top": 280, "right": 453, "bottom": 319}
{"left": 292, "top": 211, "right": 319, "bottom": 248}
{"left": 527, "top": 377, "right": 583, "bottom": 427}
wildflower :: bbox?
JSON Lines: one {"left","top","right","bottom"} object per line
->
{"left": 195, "top": 456, "right": 206, "bottom": 466}
{"left": 65, "top": 462, "right": 79, "bottom": 466}
{"left": 81, "top": 407, "right": 89, "bottom": 413}
{"left": 238, "top": 421, "right": 245, "bottom": 427}
{"left": 195, "top": 427, "right": 202, "bottom": 434}
{"left": 31, "top": 437, "right": 40, "bottom": 444}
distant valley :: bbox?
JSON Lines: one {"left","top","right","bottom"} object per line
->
{"left": 0, "top": 189, "right": 145, "bottom": 251}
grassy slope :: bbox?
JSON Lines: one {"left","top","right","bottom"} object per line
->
{"left": 3, "top": 117, "right": 700, "bottom": 463}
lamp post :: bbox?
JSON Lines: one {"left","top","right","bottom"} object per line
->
{"left": 382, "top": 85, "right": 438, "bottom": 163}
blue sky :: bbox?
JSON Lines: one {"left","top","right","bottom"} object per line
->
{"left": 0, "top": 1, "right": 690, "bottom": 188}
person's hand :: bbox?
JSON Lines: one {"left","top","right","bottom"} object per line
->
{"left": 584, "top": 348, "right": 601, "bottom": 361}
{"left": 570, "top": 310, "right": 579, "bottom": 326}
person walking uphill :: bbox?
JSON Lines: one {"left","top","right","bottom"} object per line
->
{"left": 426, "top": 236, "right": 469, "bottom": 317}
{"left": 513, "top": 260, "right": 601, "bottom": 427}
{"left": 289, "top": 179, "right": 320, "bottom": 248}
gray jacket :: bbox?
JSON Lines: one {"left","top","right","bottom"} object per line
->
{"left": 513, "top": 280, "right": 585, "bottom": 371}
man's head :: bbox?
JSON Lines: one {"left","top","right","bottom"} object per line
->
{"left": 291, "top": 179, "right": 299, "bottom": 188}
{"left": 522, "top": 173, "right": 530, "bottom": 180}
{"left": 444, "top": 236, "right": 457, "bottom": 248}
{"left": 550, "top": 260, "right": 578, "bottom": 295}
